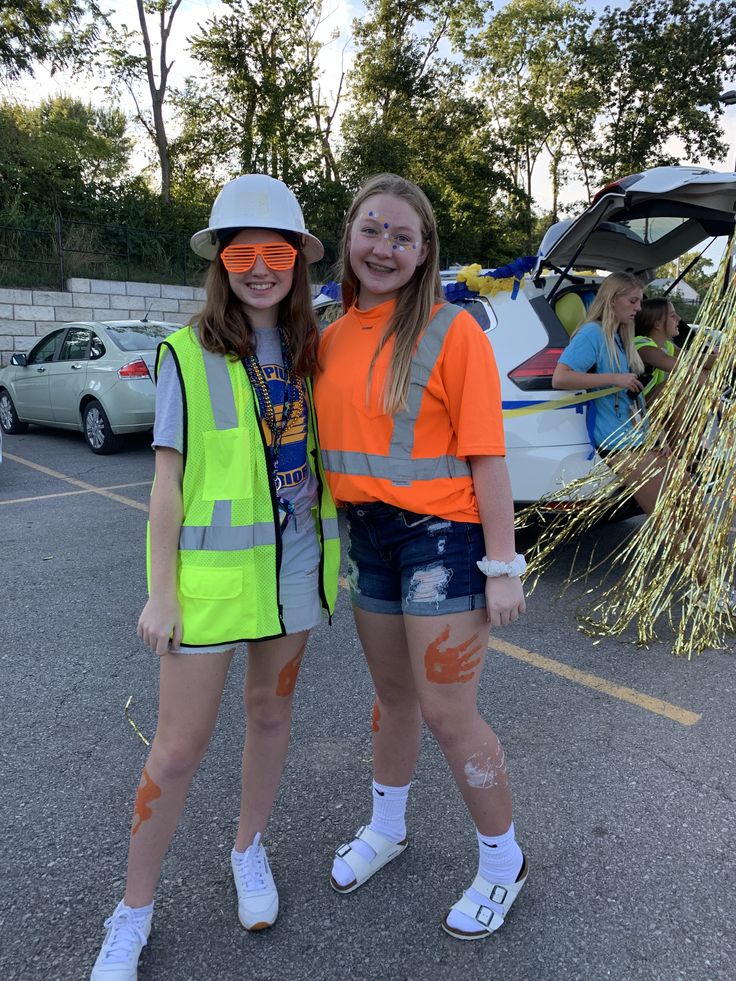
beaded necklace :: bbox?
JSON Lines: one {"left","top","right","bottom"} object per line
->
{"left": 242, "top": 327, "right": 305, "bottom": 531}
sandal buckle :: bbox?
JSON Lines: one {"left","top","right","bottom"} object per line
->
{"left": 475, "top": 904, "right": 494, "bottom": 927}
{"left": 489, "top": 885, "right": 508, "bottom": 905}
{"left": 336, "top": 843, "right": 352, "bottom": 858}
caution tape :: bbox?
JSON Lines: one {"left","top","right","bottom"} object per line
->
{"left": 502, "top": 386, "right": 621, "bottom": 419}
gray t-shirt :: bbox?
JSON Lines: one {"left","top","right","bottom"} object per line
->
{"left": 153, "top": 327, "right": 318, "bottom": 516}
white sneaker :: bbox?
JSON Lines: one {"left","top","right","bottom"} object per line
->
{"left": 231, "top": 832, "right": 279, "bottom": 930}
{"left": 90, "top": 901, "right": 152, "bottom": 981}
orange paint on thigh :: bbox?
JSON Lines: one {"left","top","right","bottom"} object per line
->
{"left": 424, "top": 624, "right": 482, "bottom": 684}
{"left": 131, "top": 767, "right": 162, "bottom": 836}
{"left": 276, "top": 649, "right": 304, "bottom": 697}
{"left": 371, "top": 700, "right": 381, "bottom": 732}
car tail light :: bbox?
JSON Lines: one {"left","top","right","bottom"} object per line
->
{"left": 118, "top": 358, "right": 151, "bottom": 379}
{"left": 507, "top": 347, "right": 563, "bottom": 390}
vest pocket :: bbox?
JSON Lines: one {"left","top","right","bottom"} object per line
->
{"left": 202, "top": 428, "right": 253, "bottom": 501}
{"left": 180, "top": 565, "right": 243, "bottom": 600}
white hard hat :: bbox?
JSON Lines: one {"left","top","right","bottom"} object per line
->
{"left": 191, "top": 174, "right": 324, "bottom": 264}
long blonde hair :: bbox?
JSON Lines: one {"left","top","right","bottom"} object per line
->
{"left": 195, "top": 232, "right": 319, "bottom": 378}
{"left": 340, "top": 174, "right": 443, "bottom": 414}
{"left": 579, "top": 271, "right": 645, "bottom": 375}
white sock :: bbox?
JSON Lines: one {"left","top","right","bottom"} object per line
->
{"left": 120, "top": 899, "right": 154, "bottom": 917}
{"left": 331, "top": 780, "right": 410, "bottom": 887}
{"left": 445, "top": 822, "right": 523, "bottom": 933}
{"left": 477, "top": 823, "right": 523, "bottom": 883}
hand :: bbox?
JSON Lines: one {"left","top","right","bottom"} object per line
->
{"left": 137, "top": 595, "right": 183, "bottom": 656}
{"left": 485, "top": 576, "right": 526, "bottom": 627}
{"left": 614, "top": 372, "right": 643, "bottom": 393}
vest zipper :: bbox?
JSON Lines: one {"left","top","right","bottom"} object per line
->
{"left": 247, "top": 374, "right": 286, "bottom": 635}
{"left": 308, "top": 384, "right": 332, "bottom": 624}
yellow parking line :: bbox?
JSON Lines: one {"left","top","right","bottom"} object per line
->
{"left": 338, "top": 576, "right": 699, "bottom": 726}
{"left": 3, "top": 453, "right": 149, "bottom": 512}
{"left": 487, "top": 637, "right": 700, "bottom": 726}
{"left": 0, "top": 481, "right": 151, "bottom": 506}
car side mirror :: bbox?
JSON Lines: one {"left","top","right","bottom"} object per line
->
{"left": 10, "top": 353, "right": 27, "bottom": 367}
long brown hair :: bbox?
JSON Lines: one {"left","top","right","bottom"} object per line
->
{"left": 635, "top": 297, "right": 671, "bottom": 337}
{"left": 579, "top": 271, "right": 645, "bottom": 375}
{"left": 195, "top": 233, "right": 319, "bottom": 378}
{"left": 340, "top": 174, "right": 443, "bottom": 414}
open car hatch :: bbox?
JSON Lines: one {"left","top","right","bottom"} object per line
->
{"left": 536, "top": 166, "right": 736, "bottom": 277}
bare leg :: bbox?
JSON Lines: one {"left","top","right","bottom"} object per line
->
{"left": 353, "top": 607, "right": 422, "bottom": 785}
{"left": 404, "top": 610, "right": 512, "bottom": 836}
{"left": 124, "top": 651, "right": 234, "bottom": 907}
{"left": 235, "top": 632, "right": 308, "bottom": 851}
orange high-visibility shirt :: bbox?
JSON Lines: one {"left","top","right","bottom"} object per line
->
{"left": 314, "top": 299, "right": 505, "bottom": 522}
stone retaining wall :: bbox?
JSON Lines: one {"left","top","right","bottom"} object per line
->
{"left": 0, "top": 277, "right": 206, "bottom": 364}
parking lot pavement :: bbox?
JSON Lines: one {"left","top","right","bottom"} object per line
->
{"left": 1, "top": 427, "right": 735, "bottom": 981}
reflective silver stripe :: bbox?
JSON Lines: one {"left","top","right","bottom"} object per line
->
{"left": 320, "top": 449, "right": 470, "bottom": 483}
{"left": 180, "top": 523, "right": 277, "bottom": 551}
{"left": 211, "top": 499, "right": 232, "bottom": 526}
{"left": 201, "top": 345, "right": 238, "bottom": 429}
{"left": 321, "top": 516, "right": 339, "bottom": 540}
{"left": 323, "top": 305, "right": 471, "bottom": 486}
{"left": 388, "top": 305, "right": 458, "bottom": 462}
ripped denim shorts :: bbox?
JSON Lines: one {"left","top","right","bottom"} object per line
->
{"left": 345, "top": 502, "right": 487, "bottom": 616}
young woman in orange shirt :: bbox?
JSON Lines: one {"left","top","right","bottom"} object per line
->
{"left": 314, "top": 173, "right": 527, "bottom": 940}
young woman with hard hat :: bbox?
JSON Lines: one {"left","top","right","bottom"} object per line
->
{"left": 91, "top": 174, "right": 339, "bottom": 980}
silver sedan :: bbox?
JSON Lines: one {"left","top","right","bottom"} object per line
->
{"left": 0, "top": 320, "right": 179, "bottom": 454}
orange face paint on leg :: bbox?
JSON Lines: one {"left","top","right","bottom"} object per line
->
{"left": 131, "top": 766, "right": 162, "bottom": 836}
{"left": 276, "top": 649, "right": 304, "bottom": 697}
{"left": 371, "top": 700, "right": 381, "bottom": 733}
{"left": 424, "top": 624, "right": 482, "bottom": 684}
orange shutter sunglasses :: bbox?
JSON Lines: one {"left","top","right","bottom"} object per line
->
{"left": 220, "top": 242, "right": 298, "bottom": 273}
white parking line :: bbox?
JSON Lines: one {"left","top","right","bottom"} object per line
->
{"left": 3, "top": 452, "right": 149, "bottom": 512}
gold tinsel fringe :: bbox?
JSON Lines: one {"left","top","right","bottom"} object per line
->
{"left": 518, "top": 245, "right": 736, "bottom": 658}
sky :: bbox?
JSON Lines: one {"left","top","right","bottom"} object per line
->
{"left": 8, "top": 0, "right": 736, "bottom": 260}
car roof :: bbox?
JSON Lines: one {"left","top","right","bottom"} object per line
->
{"left": 536, "top": 166, "right": 736, "bottom": 277}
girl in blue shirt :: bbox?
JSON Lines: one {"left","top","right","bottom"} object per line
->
{"left": 551, "top": 272, "right": 672, "bottom": 517}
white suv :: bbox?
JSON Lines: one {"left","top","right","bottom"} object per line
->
{"left": 447, "top": 166, "right": 736, "bottom": 503}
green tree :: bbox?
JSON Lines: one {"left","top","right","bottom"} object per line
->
{"left": 466, "top": 0, "right": 593, "bottom": 241}
{"left": 338, "top": 0, "right": 518, "bottom": 265}
{"left": 656, "top": 252, "right": 716, "bottom": 296}
{"left": 181, "top": 0, "right": 341, "bottom": 185}
{"left": 571, "top": 0, "right": 736, "bottom": 185}
{"left": 98, "top": 0, "right": 184, "bottom": 203}
{"left": 0, "top": 0, "right": 99, "bottom": 80}
{"left": 0, "top": 96, "right": 131, "bottom": 221}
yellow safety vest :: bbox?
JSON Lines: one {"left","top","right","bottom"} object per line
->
{"left": 149, "top": 326, "right": 339, "bottom": 647}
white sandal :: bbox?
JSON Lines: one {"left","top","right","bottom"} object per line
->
{"left": 441, "top": 854, "right": 528, "bottom": 940}
{"left": 329, "top": 825, "right": 408, "bottom": 894}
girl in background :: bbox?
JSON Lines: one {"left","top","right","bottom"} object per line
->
{"left": 91, "top": 175, "right": 338, "bottom": 980}
{"left": 315, "top": 174, "right": 527, "bottom": 940}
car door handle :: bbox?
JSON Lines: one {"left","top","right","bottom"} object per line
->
{"left": 36, "top": 367, "right": 46, "bottom": 373}
{"left": 71, "top": 363, "right": 84, "bottom": 369}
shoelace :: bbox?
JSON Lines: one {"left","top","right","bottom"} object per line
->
{"left": 236, "top": 831, "right": 269, "bottom": 891}
{"left": 102, "top": 907, "right": 148, "bottom": 963}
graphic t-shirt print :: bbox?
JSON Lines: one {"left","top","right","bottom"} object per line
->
{"left": 259, "top": 361, "right": 309, "bottom": 493}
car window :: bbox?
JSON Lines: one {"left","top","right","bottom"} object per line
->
{"left": 27, "top": 330, "right": 64, "bottom": 365}
{"left": 463, "top": 299, "right": 497, "bottom": 333}
{"left": 104, "top": 324, "right": 176, "bottom": 351}
{"left": 58, "top": 327, "right": 92, "bottom": 361}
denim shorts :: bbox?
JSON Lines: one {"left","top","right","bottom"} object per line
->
{"left": 345, "top": 502, "right": 487, "bottom": 616}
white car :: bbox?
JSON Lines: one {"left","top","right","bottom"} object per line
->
{"left": 446, "top": 166, "right": 736, "bottom": 503}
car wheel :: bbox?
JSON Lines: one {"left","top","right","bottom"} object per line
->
{"left": 83, "top": 399, "right": 122, "bottom": 454}
{"left": 0, "top": 389, "right": 29, "bottom": 434}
